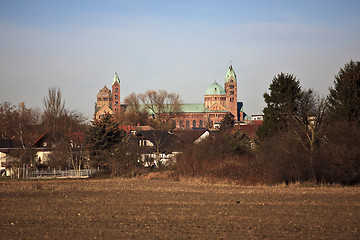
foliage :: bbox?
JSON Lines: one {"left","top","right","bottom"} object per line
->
{"left": 318, "top": 121, "right": 360, "bottom": 185}
{"left": 87, "top": 113, "right": 139, "bottom": 175}
{"left": 328, "top": 60, "right": 360, "bottom": 126}
{"left": 176, "top": 126, "right": 254, "bottom": 182}
{"left": 257, "top": 72, "right": 302, "bottom": 140}
{"left": 225, "top": 128, "right": 252, "bottom": 155}
{"left": 218, "top": 112, "right": 234, "bottom": 133}
{"left": 0, "top": 102, "right": 41, "bottom": 148}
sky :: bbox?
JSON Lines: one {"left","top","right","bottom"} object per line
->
{"left": 1, "top": 0, "right": 360, "bottom": 120}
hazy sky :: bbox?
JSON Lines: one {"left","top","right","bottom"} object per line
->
{"left": 1, "top": 0, "right": 360, "bottom": 119}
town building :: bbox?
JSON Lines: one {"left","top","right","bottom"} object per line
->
{"left": 95, "top": 65, "right": 245, "bottom": 129}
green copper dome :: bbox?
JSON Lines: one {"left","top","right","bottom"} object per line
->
{"left": 112, "top": 72, "right": 120, "bottom": 85}
{"left": 224, "top": 65, "right": 237, "bottom": 83}
{"left": 205, "top": 82, "right": 225, "bottom": 95}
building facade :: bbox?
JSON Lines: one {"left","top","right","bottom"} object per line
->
{"left": 95, "top": 65, "right": 244, "bottom": 129}
{"left": 95, "top": 73, "right": 121, "bottom": 119}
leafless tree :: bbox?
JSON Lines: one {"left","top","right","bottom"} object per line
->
{"left": 43, "top": 87, "right": 65, "bottom": 134}
{"left": 124, "top": 90, "right": 182, "bottom": 130}
{"left": 292, "top": 89, "right": 327, "bottom": 181}
{"left": 139, "top": 89, "right": 182, "bottom": 129}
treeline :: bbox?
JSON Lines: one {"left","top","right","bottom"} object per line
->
{"left": 2, "top": 60, "right": 359, "bottom": 185}
{"left": 0, "top": 87, "right": 88, "bottom": 170}
{"left": 176, "top": 60, "right": 360, "bottom": 185}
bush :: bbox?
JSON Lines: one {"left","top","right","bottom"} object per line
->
{"left": 317, "top": 121, "right": 360, "bottom": 185}
{"left": 175, "top": 132, "right": 261, "bottom": 184}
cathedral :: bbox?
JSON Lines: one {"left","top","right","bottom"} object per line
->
{"left": 95, "top": 65, "right": 244, "bottom": 129}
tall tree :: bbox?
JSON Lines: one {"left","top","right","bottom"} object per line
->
{"left": 87, "top": 113, "right": 131, "bottom": 175}
{"left": 139, "top": 89, "right": 182, "bottom": 129}
{"left": 124, "top": 90, "right": 182, "bottom": 130}
{"left": 47, "top": 110, "right": 88, "bottom": 172}
{"left": 0, "top": 102, "right": 18, "bottom": 139}
{"left": 123, "top": 92, "right": 151, "bottom": 126}
{"left": 257, "top": 72, "right": 302, "bottom": 140}
{"left": 43, "top": 87, "right": 65, "bottom": 134}
{"left": 328, "top": 60, "right": 360, "bottom": 125}
{"left": 293, "top": 89, "right": 327, "bottom": 181}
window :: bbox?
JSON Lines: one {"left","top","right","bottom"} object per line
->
{"left": 199, "top": 120, "right": 203, "bottom": 128}
{"left": 186, "top": 120, "right": 190, "bottom": 128}
{"left": 115, "top": 101, "right": 119, "bottom": 106}
{"left": 192, "top": 120, "right": 196, "bottom": 128}
{"left": 114, "top": 88, "right": 118, "bottom": 92}
{"left": 114, "top": 94, "right": 118, "bottom": 99}
{"left": 229, "top": 85, "right": 234, "bottom": 89}
{"left": 230, "top": 91, "right": 234, "bottom": 95}
{"left": 179, "top": 120, "right": 183, "bottom": 128}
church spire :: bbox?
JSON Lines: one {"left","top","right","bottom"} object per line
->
{"left": 224, "top": 65, "right": 237, "bottom": 83}
{"left": 112, "top": 72, "right": 120, "bottom": 85}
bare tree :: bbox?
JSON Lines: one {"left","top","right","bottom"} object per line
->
{"left": 124, "top": 90, "right": 182, "bottom": 130}
{"left": 139, "top": 89, "right": 182, "bottom": 129}
{"left": 124, "top": 93, "right": 142, "bottom": 114}
{"left": 293, "top": 89, "right": 327, "bottom": 181}
{"left": 43, "top": 87, "right": 65, "bottom": 134}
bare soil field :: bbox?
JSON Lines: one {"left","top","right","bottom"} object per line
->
{"left": 0, "top": 177, "right": 359, "bottom": 240}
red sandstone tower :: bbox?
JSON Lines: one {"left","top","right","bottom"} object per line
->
{"left": 224, "top": 65, "right": 238, "bottom": 120}
{"left": 112, "top": 72, "right": 121, "bottom": 113}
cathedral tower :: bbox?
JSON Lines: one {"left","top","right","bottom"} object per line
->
{"left": 224, "top": 65, "right": 238, "bottom": 120}
{"left": 112, "top": 72, "right": 121, "bottom": 113}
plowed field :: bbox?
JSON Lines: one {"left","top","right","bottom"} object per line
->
{"left": 0, "top": 177, "right": 359, "bottom": 239}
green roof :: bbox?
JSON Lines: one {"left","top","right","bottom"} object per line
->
{"left": 181, "top": 104, "right": 206, "bottom": 113}
{"left": 112, "top": 72, "right": 120, "bottom": 85}
{"left": 224, "top": 65, "right": 237, "bottom": 83}
{"left": 205, "top": 82, "right": 225, "bottom": 95}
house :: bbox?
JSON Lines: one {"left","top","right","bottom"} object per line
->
{"left": 0, "top": 139, "right": 22, "bottom": 176}
{"left": 31, "top": 132, "right": 54, "bottom": 164}
{"left": 31, "top": 132, "right": 88, "bottom": 165}
{"left": 133, "top": 130, "right": 181, "bottom": 167}
{"left": 172, "top": 129, "right": 214, "bottom": 145}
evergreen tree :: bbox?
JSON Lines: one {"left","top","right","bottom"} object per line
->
{"left": 257, "top": 72, "right": 302, "bottom": 140}
{"left": 87, "top": 113, "right": 127, "bottom": 170}
{"left": 328, "top": 60, "right": 360, "bottom": 125}
{"left": 218, "top": 112, "right": 235, "bottom": 133}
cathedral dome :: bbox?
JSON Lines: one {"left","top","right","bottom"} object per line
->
{"left": 205, "top": 82, "right": 225, "bottom": 95}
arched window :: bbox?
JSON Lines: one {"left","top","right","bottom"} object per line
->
{"left": 186, "top": 120, "right": 190, "bottom": 128}
{"left": 192, "top": 120, "right": 196, "bottom": 128}
{"left": 199, "top": 120, "right": 203, "bottom": 128}
{"left": 179, "top": 120, "right": 183, "bottom": 128}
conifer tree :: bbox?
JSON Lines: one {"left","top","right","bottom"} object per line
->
{"left": 257, "top": 72, "right": 302, "bottom": 140}
{"left": 87, "top": 113, "right": 127, "bottom": 169}
{"left": 328, "top": 60, "right": 360, "bottom": 126}
{"left": 218, "top": 112, "right": 234, "bottom": 133}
